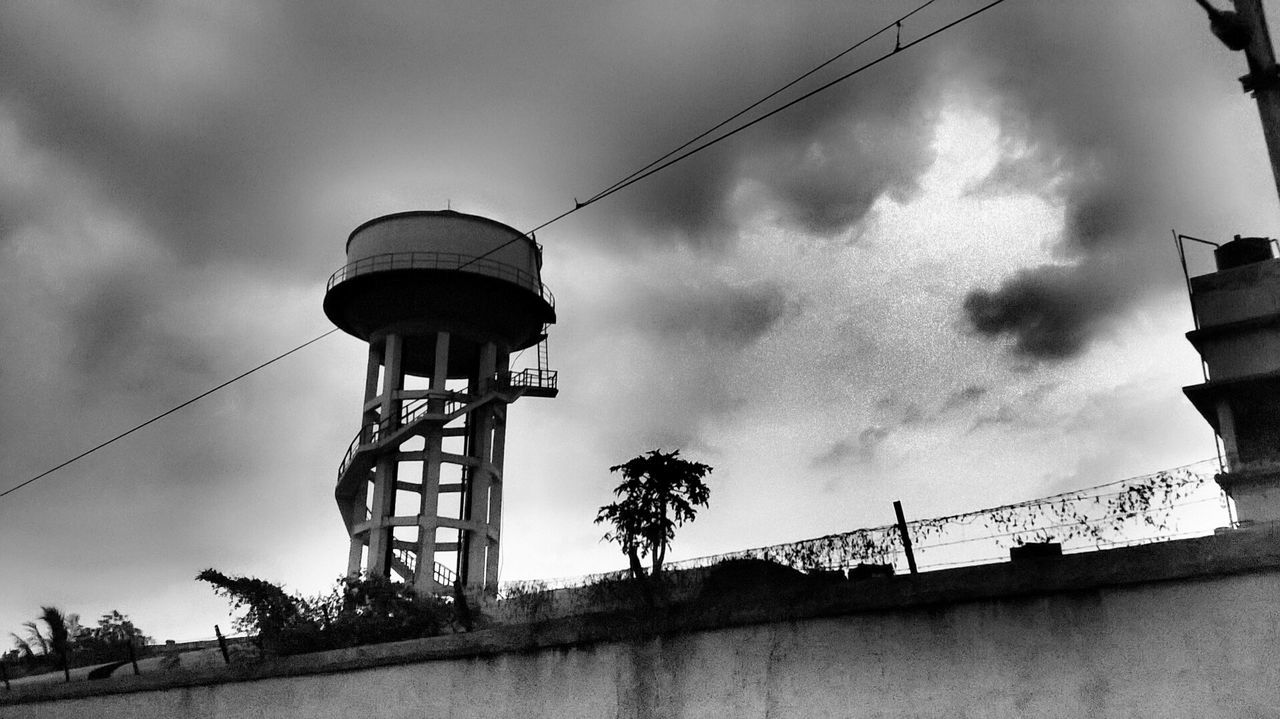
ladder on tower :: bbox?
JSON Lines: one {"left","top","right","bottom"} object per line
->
{"left": 537, "top": 324, "right": 551, "bottom": 376}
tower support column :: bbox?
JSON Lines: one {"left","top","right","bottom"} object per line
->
{"left": 461, "top": 342, "right": 500, "bottom": 601}
{"left": 366, "top": 333, "right": 404, "bottom": 577}
{"left": 412, "top": 331, "right": 450, "bottom": 594}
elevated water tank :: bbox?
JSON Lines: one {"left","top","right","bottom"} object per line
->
{"left": 323, "top": 209, "right": 558, "bottom": 601}
{"left": 323, "top": 210, "right": 555, "bottom": 378}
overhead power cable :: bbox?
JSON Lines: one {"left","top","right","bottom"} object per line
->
{"left": 0, "top": 329, "right": 340, "bottom": 500}
{"left": 545, "top": 0, "right": 1012, "bottom": 229}
{"left": 582, "top": 0, "right": 942, "bottom": 206}
{"left": 458, "top": 0, "right": 1012, "bottom": 273}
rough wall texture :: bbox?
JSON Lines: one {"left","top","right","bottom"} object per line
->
{"left": 7, "top": 529, "right": 1280, "bottom": 718}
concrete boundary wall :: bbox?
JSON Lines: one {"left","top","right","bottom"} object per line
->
{"left": 5, "top": 526, "right": 1280, "bottom": 718}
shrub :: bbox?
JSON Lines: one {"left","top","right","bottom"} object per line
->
{"left": 197, "top": 570, "right": 454, "bottom": 656}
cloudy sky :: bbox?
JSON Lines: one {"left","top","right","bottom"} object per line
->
{"left": 0, "top": 0, "right": 1275, "bottom": 642}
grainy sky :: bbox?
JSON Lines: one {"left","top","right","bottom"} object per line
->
{"left": 1, "top": 0, "right": 1276, "bottom": 641}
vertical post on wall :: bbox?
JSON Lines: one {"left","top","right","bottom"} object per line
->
{"left": 214, "top": 624, "right": 230, "bottom": 666}
{"left": 894, "top": 500, "right": 919, "bottom": 575}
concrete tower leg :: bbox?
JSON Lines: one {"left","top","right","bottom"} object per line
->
{"left": 413, "top": 332, "right": 450, "bottom": 594}
{"left": 485, "top": 353, "right": 509, "bottom": 596}
{"left": 367, "top": 333, "right": 404, "bottom": 577}
{"left": 461, "top": 342, "right": 501, "bottom": 602}
{"left": 346, "top": 339, "right": 386, "bottom": 577}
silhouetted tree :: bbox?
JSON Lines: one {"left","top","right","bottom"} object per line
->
{"left": 596, "top": 449, "right": 712, "bottom": 582}
{"left": 18, "top": 621, "right": 47, "bottom": 656}
{"left": 74, "top": 611, "right": 149, "bottom": 664}
{"left": 7, "top": 606, "right": 147, "bottom": 677}
{"left": 196, "top": 569, "right": 302, "bottom": 647}
{"left": 7, "top": 635, "right": 36, "bottom": 671}
{"left": 37, "top": 607, "right": 72, "bottom": 682}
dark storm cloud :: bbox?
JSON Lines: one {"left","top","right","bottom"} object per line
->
{"left": 66, "top": 269, "right": 214, "bottom": 391}
{"left": 553, "top": 2, "right": 947, "bottom": 249}
{"left": 813, "top": 385, "right": 992, "bottom": 469}
{"left": 968, "top": 382, "right": 1060, "bottom": 434}
{"left": 645, "top": 279, "right": 791, "bottom": 348}
{"left": 581, "top": 276, "right": 792, "bottom": 455}
{"left": 602, "top": 51, "right": 942, "bottom": 247}
{"left": 811, "top": 426, "right": 890, "bottom": 469}
{"left": 744, "top": 95, "right": 939, "bottom": 237}
{"left": 0, "top": 0, "right": 940, "bottom": 284}
{"left": 963, "top": 264, "right": 1121, "bottom": 360}
{"left": 0, "top": 3, "right": 581, "bottom": 270}
{"left": 952, "top": 1, "right": 1218, "bottom": 361}
{"left": 941, "top": 385, "right": 988, "bottom": 412}
{"left": 0, "top": 5, "right": 282, "bottom": 263}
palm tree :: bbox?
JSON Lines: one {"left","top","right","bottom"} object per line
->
{"left": 20, "top": 621, "right": 48, "bottom": 655}
{"left": 8, "top": 634, "right": 35, "bottom": 669}
{"left": 38, "top": 606, "right": 72, "bottom": 682}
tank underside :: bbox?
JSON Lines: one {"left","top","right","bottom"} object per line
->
{"left": 323, "top": 269, "right": 555, "bottom": 378}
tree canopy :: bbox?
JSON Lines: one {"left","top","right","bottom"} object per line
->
{"left": 596, "top": 449, "right": 712, "bottom": 580}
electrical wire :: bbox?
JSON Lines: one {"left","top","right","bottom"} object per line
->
{"left": 581, "top": 0, "right": 943, "bottom": 206}
{"left": 571, "top": 0, "right": 1010, "bottom": 218}
{"left": 0, "top": 329, "right": 340, "bottom": 500}
{"left": 458, "top": 0, "right": 1013, "bottom": 274}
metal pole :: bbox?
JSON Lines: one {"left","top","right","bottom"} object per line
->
{"left": 893, "top": 500, "right": 919, "bottom": 575}
{"left": 1233, "top": 0, "right": 1280, "bottom": 205}
{"left": 127, "top": 638, "right": 140, "bottom": 676}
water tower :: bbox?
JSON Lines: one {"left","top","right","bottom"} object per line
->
{"left": 323, "top": 210, "right": 557, "bottom": 602}
{"left": 1183, "top": 235, "right": 1280, "bottom": 524}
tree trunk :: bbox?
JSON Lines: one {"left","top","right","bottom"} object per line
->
{"left": 627, "top": 547, "right": 646, "bottom": 580}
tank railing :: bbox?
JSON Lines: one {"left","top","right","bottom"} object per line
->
{"left": 495, "top": 368, "right": 558, "bottom": 392}
{"left": 326, "top": 251, "right": 555, "bottom": 309}
{"left": 336, "top": 391, "right": 470, "bottom": 481}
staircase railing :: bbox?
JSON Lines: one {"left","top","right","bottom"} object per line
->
{"left": 392, "top": 548, "right": 459, "bottom": 589}
{"left": 336, "top": 392, "right": 469, "bottom": 480}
